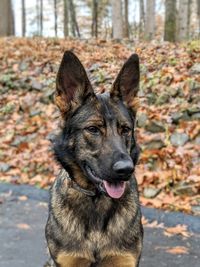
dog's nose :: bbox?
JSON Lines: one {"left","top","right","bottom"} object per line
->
{"left": 112, "top": 160, "right": 134, "bottom": 177}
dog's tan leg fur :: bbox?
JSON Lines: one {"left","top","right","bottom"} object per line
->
{"left": 56, "top": 253, "right": 92, "bottom": 267}
{"left": 99, "top": 254, "right": 138, "bottom": 267}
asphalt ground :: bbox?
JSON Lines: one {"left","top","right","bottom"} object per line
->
{"left": 0, "top": 183, "right": 199, "bottom": 267}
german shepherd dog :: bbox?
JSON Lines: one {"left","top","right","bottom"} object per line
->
{"left": 45, "top": 51, "right": 143, "bottom": 267}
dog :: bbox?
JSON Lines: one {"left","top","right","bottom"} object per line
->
{"left": 45, "top": 51, "right": 143, "bottom": 267}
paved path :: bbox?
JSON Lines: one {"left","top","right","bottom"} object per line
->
{"left": 0, "top": 183, "right": 199, "bottom": 267}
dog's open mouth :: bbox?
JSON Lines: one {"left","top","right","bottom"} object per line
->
{"left": 85, "top": 164, "right": 126, "bottom": 199}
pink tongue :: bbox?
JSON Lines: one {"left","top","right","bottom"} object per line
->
{"left": 103, "top": 181, "right": 126, "bottom": 199}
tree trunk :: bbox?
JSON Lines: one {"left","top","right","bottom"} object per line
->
{"left": 187, "top": 0, "right": 192, "bottom": 38}
{"left": 69, "top": 0, "right": 80, "bottom": 37}
{"left": 111, "top": 0, "right": 123, "bottom": 39}
{"left": 0, "top": 0, "right": 15, "bottom": 36}
{"left": 54, "top": 0, "right": 58, "bottom": 37}
{"left": 197, "top": 0, "right": 200, "bottom": 38}
{"left": 139, "top": 0, "right": 145, "bottom": 38}
{"left": 36, "top": 0, "right": 40, "bottom": 35}
{"left": 164, "top": 0, "right": 176, "bottom": 42}
{"left": 64, "top": 0, "right": 69, "bottom": 37}
{"left": 91, "top": 0, "right": 98, "bottom": 38}
{"left": 144, "top": 0, "right": 155, "bottom": 40}
{"left": 124, "top": 0, "right": 129, "bottom": 38}
{"left": 178, "top": 0, "right": 189, "bottom": 41}
{"left": 22, "top": 0, "right": 26, "bottom": 37}
{"left": 40, "top": 0, "right": 43, "bottom": 36}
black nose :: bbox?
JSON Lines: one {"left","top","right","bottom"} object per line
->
{"left": 112, "top": 160, "right": 134, "bottom": 177}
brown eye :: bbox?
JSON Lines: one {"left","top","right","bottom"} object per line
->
{"left": 86, "top": 126, "right": 100, "bottom": 135}
{"left": 121, "top": 126, "right": 131, "bottom": 135}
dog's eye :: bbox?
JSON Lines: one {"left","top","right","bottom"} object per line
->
{"left": 121, "top": 126, "right": 131, "bottom": 135}
{"left": 86, "top": 126, "right": 100, "bottom": 135}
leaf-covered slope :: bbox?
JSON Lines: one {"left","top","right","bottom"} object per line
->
{"left": 0, "top": 38, "right": 199, "bottom": 214}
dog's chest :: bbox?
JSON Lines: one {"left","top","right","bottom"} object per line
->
{"left": 53, "top": 183, "right": 137, "bottom": 255}
{"left": 64, "top": 198, "right": 130, "bottom": 250}
{"left": 71, "top": 210, "right": 125, "bottom": 259}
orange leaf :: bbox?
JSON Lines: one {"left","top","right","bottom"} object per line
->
{"left": 164, "top": 224, "right": 191, "bottom": 238}
{"left": 18, "top": 195, "right": 28, "bottom": 201}
{"left": 142, "top": 216, "right": 149, "bottom": 225}
{"left": 17, "top": 223, "right": 31, "bottom": 230}
{"left": 166, "top": 246, "right": 189, "bottom": 254}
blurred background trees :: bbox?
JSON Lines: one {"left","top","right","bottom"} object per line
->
{"left": 0, "top": 0, "right": 199, "bottom": 41}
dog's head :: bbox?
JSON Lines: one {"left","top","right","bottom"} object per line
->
{"left": 54, "top": 51, "right": 140, "bottom": 199}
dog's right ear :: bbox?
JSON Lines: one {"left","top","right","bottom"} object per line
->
{"left": 55, "top": 51, "right": 94, "bottom": 115}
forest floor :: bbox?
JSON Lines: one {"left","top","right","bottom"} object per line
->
{"left": 0, "top": 37, "right": 199, "bottom": 214}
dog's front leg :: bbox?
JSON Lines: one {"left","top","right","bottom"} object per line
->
{"left": 55, "top": 253, "right": 92, "bottom": 267}
{"left": 99, "top": 253, "right": 140, "bottom": 267}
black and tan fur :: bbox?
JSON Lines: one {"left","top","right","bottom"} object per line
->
{"left": 45, "top": 51, "right": 143, "bottom": 267}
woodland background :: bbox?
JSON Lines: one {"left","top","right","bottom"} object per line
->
{"left": 0, "top": 0, "right": 200, "bottom": 215}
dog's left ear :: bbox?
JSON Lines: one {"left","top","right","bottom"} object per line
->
{"left": 110, "top": 54, "right": 140, "bottom": 109}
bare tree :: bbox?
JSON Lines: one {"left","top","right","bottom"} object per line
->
{"left": 22, "top": 0, "right": 26, "bottom": 37}
{"left": 187, "top": 0, "right": 192, "bottom": 38}
{"left": 64, "top": 0, "right": 69, "bottom": 37}
{"left": 139, "top": 0, "right": 145, "bottom": 38}
{"left": 0, "top": 0, "right": 15, "bottom": 36}
{"left": 39, "top": 0, "right": 43, "bottom": 36}
{"left": 197, "top": 0, "right": 200, "bottom": 37}
{"left": 36, "top": 0, "right": 40, "bottom": 35}
{"left": 54, "top": 0, "right": 58, "bottom": 37}
{"left": 112, "top": 0, "right": 123, "bottom": 39}
{"left": 69, "top": 0, "right": 80, "bottom": 37}
{"left": 164, "top": 0, "right": 176, "bottom": 42}
{"left": 94, "top": 0, "right": 110, "bottom": 39}
{"left": 144, "top": 0, "right": 155, "bottom": 40}
{"left": 91, "top": 0, "right": 98, "bottom": 38}
{"left": 178, "top": 0, "right": 189, "bottom": 41}
{"left": 124, "top": 0, "right": 129, "bottom": 38}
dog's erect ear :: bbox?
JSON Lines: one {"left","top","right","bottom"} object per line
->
{"left": 55, "top": 51, "right": 94, "bottom": 115}
{"left": 110, "top": 54, "right": 140, "bottom": 109}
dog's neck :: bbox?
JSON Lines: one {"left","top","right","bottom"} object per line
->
{"left": 60, "top": 169, "right": 100, "bottom": 197}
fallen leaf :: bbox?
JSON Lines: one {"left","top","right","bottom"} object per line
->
{"left": 166, "top": 246, "right": 189, "bottom": 254}
{"left": 18, "top": 195, "right": 28, "bottom": 201}
{"left": 16, "top": 223, "right": 31, "bottom": 230}
{"left": 37, "top": 202, "right": 48, "bottom": 207}
{"left": 164, "top": 224, "right": 191, "bottom": 238}
{"left": 142, "top": 216, "right": 149, "bottom": 225}
{"left": 145, "top": 220, "right": 164, "bottom": 228}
